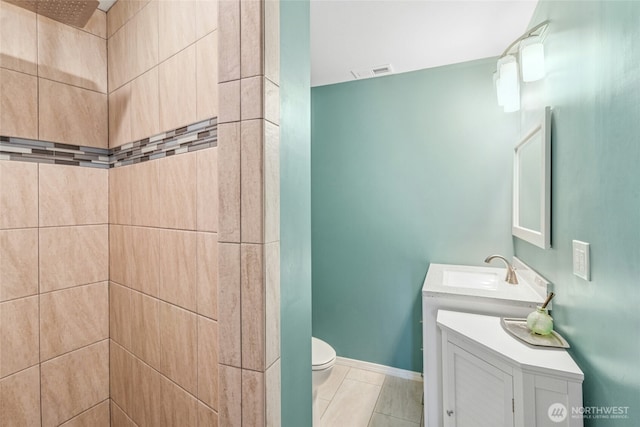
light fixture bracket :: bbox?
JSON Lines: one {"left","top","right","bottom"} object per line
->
{"left": 499, "top": 21, "right": 550, "bottom": 59}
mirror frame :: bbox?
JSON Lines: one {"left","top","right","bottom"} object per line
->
{"left": 512, "top": 106, "right": 551, "bottom": 249}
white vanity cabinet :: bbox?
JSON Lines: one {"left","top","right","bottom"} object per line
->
{"left": 438, "top": 310, "right": 584, "bottom": 427}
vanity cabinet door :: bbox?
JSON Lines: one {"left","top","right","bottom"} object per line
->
{"left": 443, "top": 342, "right": 515, "bottom": 427}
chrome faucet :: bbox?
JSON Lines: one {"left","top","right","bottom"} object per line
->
{"left": 484, "top": 255, "right": 518, "bottom": 284}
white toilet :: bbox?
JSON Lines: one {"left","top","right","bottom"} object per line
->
{"left": 312, "top": 337, "right": 336, "bottom": 426}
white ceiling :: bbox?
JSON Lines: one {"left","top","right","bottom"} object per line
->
{"left": 311, "top": 0, "right": 539, "bottom": 87}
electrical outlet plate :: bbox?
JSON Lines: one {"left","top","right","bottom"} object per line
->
{"left": 572, "top": 240, "right": 590, "bottom": 281}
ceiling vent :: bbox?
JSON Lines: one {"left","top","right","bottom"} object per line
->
{"left": 351, "top": 64, "right": 394, "bottom": 80}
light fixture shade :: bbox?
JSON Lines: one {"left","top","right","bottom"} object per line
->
{"left": 498, "top": 55, "right": 520, "bottom": 112}
{"left": 520, "top": 36, "right": 545, "bottom": 82}
{"left": 493, "top": 71, "right": 505, "bottom": 106}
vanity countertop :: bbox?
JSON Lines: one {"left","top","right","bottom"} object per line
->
{"left": 422, "top": 262, "right": 545, "bottom": 304}
{"left": 437, "top": 310, "right": 584, "bottom": 380}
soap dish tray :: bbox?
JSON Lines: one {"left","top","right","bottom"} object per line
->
{"left": 501, "top": 318, "right": 570, "bottom": 349}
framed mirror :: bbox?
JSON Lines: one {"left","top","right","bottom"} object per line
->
{"left": 513, "top": 106, "right": 551, "bottom": 249}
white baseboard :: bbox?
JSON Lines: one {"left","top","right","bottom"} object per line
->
{"left": 335, "top": 356, "right": 423, "bottom": 382}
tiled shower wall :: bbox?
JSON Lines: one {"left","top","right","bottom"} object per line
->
{"left": 0, "top": 1, "right": 108, "bottom": 147}
{"left": 107, "top": 0, "right": 218, "bottom": 147}
{"left": 0, "top": 2, "right": 111, "bottom": 426}
{"left": 106, "top": 0, "right": 221, "bottom": 426}
{"left": 2, "top": 0, "right": 282, "bottom": 425}
{"left": 0, "top": 162, "right": 110, "bottom": 426}
{"left": 217, "top": 0, "right": 282, "bottom": 425}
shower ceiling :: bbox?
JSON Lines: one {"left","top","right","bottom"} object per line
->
{"left": 97, "top": 0, "right": 116, "bottom": 11}
{"left": 311, "top": 0, "right": 539, "bottom": 87}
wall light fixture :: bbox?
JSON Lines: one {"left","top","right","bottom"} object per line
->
{"left": 494, "top": 21, "right": 549, "bottom": 112}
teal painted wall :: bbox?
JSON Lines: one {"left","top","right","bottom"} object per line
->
{"left": 280, "top": 0, "right": 312, "bottom": 425}
{"left": 311, "top": 58, "right": 517, "bottom": 372}
{"left": 515, "top": 1, "right": 640, "bottom": 424}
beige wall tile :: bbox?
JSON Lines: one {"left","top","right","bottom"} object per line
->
{"left": 130, "top": 226, "right": 160, "bottom": 296}
{"left": 40, "top": 282, "right": 109, "bottom": 361}
{"left": 159, "top": 44, "right": 197, "bottom": 132}
{"left": 107, "top": 0, "right": 132, "bottom": 38}
{"left": 196, "top": 147, "right": 219, "bottom": 232}
{"left": 107, "top": 0, "right": 150, "bottom": 38}
{"left": 39, "top": 225, "right": 109, "bottom": 292}
{"left": 0, "top": 160, "right": 38, "bottom": 229}
{"left": 0, "top": 228, "right": 38, "bottom": 302}
{"left": 109, "top": 82, "right": 132, "bottom": 148}
{"left": 240, "top": 76, "right": 263, "bottom": 121}
{"left": 197, "top": 316, "right": 218, "bottom": 410}
{"left": 130, "top": 291, "right": 161, "bottom": 370}
{"left": 110, "top": 282, "right": 132, "bottom": 350}
{"left": 219, "top": 80, "right": 240, "bottom": 124}
{"left": 158, "top": 0, "right": 196, "bottom": 62}
{"left": 130, "top": 1, "right": 158, "bottom": 82}
{"left": 197, "top": 232, "right": 218, "bottom": 319}
{"left": 218, "top": 123, "right": 241, "bottom": 242}
{"left": 218, "top": 0, "right": 240, "bottom": 82}
{"left": 0, "top": 68, "right": 38, "bottom": 139}
{"left": 129, "top": 1, "right": 151, "bottom": 20}
{"left": 130, "top": 160, "right": 159, "bottom": 228}
{"left": 0, "top": 1, "right": 37, "bottom": 75}
{"left": 39, "top": 164, "right": 108, "bottom": 226}
{"left": 131, "top": 153, "right": 197, "bottom": 230}
{"left": 157, "top": 229, "right": 197, "bottom": 311}
{"left": 39, "top": 78, "right": 108, "bottom": 148}
{"left": 159, "top": 302, "right": 197, "bottom": 395}
{"left": 0, "top": 366, "right": 41, "bottom": 427}
{"left": 130, "top": 67, "right": 160, "bottom": 141}
{"left": 109, "top": 165, "right": 132, "bottom": 225}
{"left": 266, "top": 359, "right": 281, "bottom": 427}
{"left": 129, "top": 227, "right": 197, "bottom": 304}
{"left": 265, "top": 374, "right": 280, "bottom": 424}
{"left": 160, "top": 375, "right": 197, "bottom": 427}
{"left": 110, "top": 341, "right": 134, "bottom": 415}
{"left": 240, "top": 119, "right": 264, "bottom": 243}
{"left": 130, "top": 356, "right": 161, "bottom": 427}
{"left": 111, "top": 399, "right": 136, "bottom": 427}
{"left": 265, "top": 242, "right": 280, "bottom": 367}
{"left": 240, "top": 0, "right": 263, "bottom": 78}
{"left": 264, "top": 0, "right": 279, "bottom": 85}
{"left": 264, "top": 78, "right": 280, "bottom": 125}
{"left": 242, "top": 369, "right": 265, "bottom": 427}
{"left": 198, "top": 401, "right": 219, "bottom": 427}
{"left": 0, "top": 296, "right": 39, "bottom": 377}
{"left": 109, "top": 225, "right": 133, "bottom": 287}
{"left": 82, "top": 9, "right": 107, "bottom": 39}
{"left": 107, "top": 22, "right": 129, "bottom": 91}
{"left": 196, "top": 31, "right": 219, "bottom": 121}
{"left": 264, "top": 121, "right": 280, "bottom": 243}
{"left": 219, "top": 365, "right": 241, "bottom": 427}
{"left": 41, "top": 340, "right": 110, "bottom": 427}
{"left": 218, "top": 243, "right": 241, "bottom": 367}
{"left": 241, "top": 244, "right": 264, "bottom": 370}
{"left": 38, "top": 15, "right": 108, "bottom": 93}
{"left": 60, "top": 400, "right": 110, "bottom": 427}
{"left": 196, "top": 0, "right": 218, "bottom": 39}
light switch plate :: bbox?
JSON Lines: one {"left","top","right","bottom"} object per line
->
{"left": 572, "top": 240, "right": 590, "bottom": 281}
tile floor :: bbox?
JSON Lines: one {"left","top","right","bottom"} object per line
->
{"left": 317, "top": 362, "right": 424, "bottom": 427}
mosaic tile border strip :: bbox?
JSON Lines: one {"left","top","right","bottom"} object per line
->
{"left": 0, "top": 117, "right": 217, "bottom": 169}
{"left": 0, "top": 137, "right": 111, "bottom": 168}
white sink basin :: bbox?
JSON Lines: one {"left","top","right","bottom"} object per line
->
{"left": 443, "top": 270, "right": 499, "bottom": 290}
